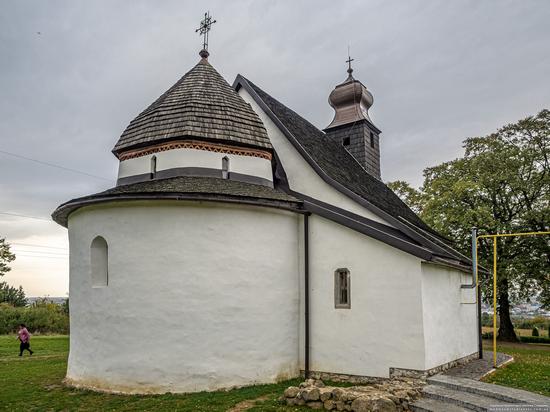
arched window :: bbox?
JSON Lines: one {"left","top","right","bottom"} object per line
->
{"left": 91, "top": 236, "right": 108, "bottom": 287}
{"left": 150, "top": 155, "right": 157, "bottom": 178}
{"left": 222, "top": 156, "right": 230, "bottom": 179}
{"left": 334, "top": 268, "right": 350, "bottom": 309}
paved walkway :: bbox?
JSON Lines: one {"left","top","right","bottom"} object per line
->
{"left": 412, "top": 350, "right": 549, "bottom": 411}
{"left": 443, "top": 351, "right": 512, "bottom": 380}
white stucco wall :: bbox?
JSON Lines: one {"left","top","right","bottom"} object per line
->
{"left": 305, "top": 215, "right": 426, "bottom": 377}
{"left": 118, "top": 147, "right": 273, "bottom": 182}
{"left": 66, "top": 200, "right": 301, "bottom": 393}
{"left": 238, "top": 87, "right": 392, "bottom": 226}
{"left": 420, "top": 263, "right": 478, "bottom": 369}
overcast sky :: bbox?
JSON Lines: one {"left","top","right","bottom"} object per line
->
{"left": 1, "top": 0, "right": 549, "bottom": 297}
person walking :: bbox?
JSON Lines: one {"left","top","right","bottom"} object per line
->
{"left": 17, "top": 324, "right": 33, "bottom": 356}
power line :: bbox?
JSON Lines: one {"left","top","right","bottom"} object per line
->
{"left": 10, "top": 242, "right": 67, "bottom": 250}
{"left": 13, "top": 249, "right": 69, "bottom": 256}
{"left": 15, "top": 254, "right": 68, "bottom": 260}
{"left": 0, "top": 212, "right": 51, "bottom": 221}
{"left": 0, "top": 149, "right": 112, "bottom": 181}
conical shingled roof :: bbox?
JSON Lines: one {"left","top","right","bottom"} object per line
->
{"left": 113, "top": 58, "right": 271, "bottom": 156}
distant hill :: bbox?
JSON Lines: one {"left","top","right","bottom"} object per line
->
{"left": 27, "top": 297, "right": 67, "bottom": 306}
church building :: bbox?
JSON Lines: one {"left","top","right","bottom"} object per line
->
{"left": 53, "top": 23, "right": 478, "bottom": 393}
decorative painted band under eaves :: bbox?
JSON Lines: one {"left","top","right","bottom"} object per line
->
{"left": 117, "top": 139, "right": 273, "bottom": 161}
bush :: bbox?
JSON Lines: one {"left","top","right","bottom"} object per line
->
{"left": 520, "top": 336, "right": 550, "bottom": 344}
{"left": 532, "top": 327, "right": 539, "bottom": 337}
{"left": 0, "top": 301, "right": 69, "bottom": 335}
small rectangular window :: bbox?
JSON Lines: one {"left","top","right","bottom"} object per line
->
{"left": 342, "top": 137, "right": 350, "bottom": 146}
{"left": 370, "top": 132, "right": 375, "bottom": 148}
{"left": 334, "top": 268, "right": 351, "bottom": 309}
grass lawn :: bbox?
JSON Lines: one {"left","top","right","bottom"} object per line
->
{"left": 481, "top": 326, "right": 550, "bottom": 338}
{"left": 481, "top": 340, "right": 550, "bottom": 397}
{"left": 0, "top": 335, "right": 307, "bottom": 412}
{"left": 2, "top": 336, "right": 548, "bottom": 411}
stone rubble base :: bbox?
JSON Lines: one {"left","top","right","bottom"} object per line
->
{"left": 281, "top": 378, "right": 425, "bottom": 411}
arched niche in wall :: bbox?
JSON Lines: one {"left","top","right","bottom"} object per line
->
{"left": 91, "top": 236, "right": 108, "bottom": 287}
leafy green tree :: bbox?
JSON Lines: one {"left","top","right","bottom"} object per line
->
{"left": 387, "top": 180, "right": 425, "bottom": 215}
{"left": 61, "top": 297, "right": 69, "bottom": 315}
{"left": 0, "top": 282, "right": 27, "bottom": 307}
{"left": 0, "top": 238, "right": 15, "bottom": 277}
{"left": 0, "top": 238, "right": 27, "bottom": 306}
{"left": 389, "top": 109, "right": 550, "bottom": 342}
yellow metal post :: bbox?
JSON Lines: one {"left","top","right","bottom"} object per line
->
{"left": 493, "top": 236, "right": 497, "bottom": 368}
{"left": 474, "top": 230, "right": 550, "bottom": 369}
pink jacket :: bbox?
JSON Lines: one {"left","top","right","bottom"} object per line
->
{"left": 18, "top": 328, "right": 30, "bottom": 343}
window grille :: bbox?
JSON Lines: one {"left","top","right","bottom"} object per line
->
{"left": 334, "top": 268, "right": 351, "bottom": 309}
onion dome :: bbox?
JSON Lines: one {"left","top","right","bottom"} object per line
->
{"left": 325, "top": 65, "right": 375, "bottom": 130}
{"left": 112, "top": 56, "right": 271, "bottom": 158}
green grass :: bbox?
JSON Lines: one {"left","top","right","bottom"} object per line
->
{"left": 3, "top": 336, "right": 549, "bottom": 411}
{"left": 0, "top": 335, "right": 307, "bottom": 411}
{"left": 482, "top": 341, "right": 550, "bottom": 397}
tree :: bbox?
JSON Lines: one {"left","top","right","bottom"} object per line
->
{"left": 0, "top": 238, "right": 27, "bottom": 307}
{"left": 389, "top": 109, "right": 550, "bottom": 342}
{"left": 387, "top": 180, "right": 425, "bottom": 215}
{"left": 0, "top": 238, "right": 15, "bottom": 277}
{"left": 0, "top": 282, "right": 27, "bottom": 307}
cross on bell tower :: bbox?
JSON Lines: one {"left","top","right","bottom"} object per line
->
{"left": 346, "top": 55, "right": 354, "bottom": 79}
{"left": 195, "top": 11, "right": 217, "bottom": 59}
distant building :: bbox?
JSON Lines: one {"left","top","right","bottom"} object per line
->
{"left": 53, "top": 42, "right": 477, "bottom": 393}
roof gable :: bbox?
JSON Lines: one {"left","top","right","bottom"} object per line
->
{"left": 234, "top": 75, "right": 470, "bottom": 266}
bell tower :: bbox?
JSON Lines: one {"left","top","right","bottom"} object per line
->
{"left": 324, "top": 56, "right": 382, "bottom": 179}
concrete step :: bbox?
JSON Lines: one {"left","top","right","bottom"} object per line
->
{"left": 410, "top": 397, "right": 472, "bottom": 412}
{"left": 421, "top": 384, "right": 515, "bottom": 412}
{"left": 428, "top": 374, "right": 550, "bottom": 406}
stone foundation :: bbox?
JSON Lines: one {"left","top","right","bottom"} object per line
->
{"left": 303, "top": 370, "right": 387, "bottom": 385}
{"left": 389, "top": 352, "right": 479, "bottom": 379}
{"left": 282, "top": 378, "right": 425, "bottom": 411}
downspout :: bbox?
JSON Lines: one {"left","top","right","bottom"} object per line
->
{"left": 461, "top": 227, "right": 482, "bottom": 359}
{"left": 304, "top": 213, "right": 310, "bottom": 378}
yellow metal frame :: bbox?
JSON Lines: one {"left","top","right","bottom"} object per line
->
{"left": 475, "top": 230, "right": 550, "bottom": 368}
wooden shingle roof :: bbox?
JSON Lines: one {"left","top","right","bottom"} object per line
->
{"left": 113, "top": 58, "right": 272, "bottom": 157}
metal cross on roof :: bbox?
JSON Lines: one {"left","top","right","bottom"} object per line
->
{"left": 346, "top": 55, "right": 354, "bottom": 76}
{"left": 195, "top": 11, "right": 217, "bottom": 53}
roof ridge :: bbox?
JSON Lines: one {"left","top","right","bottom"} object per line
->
{"left": 236, "top": 75, "right": 453, "bottom": 245}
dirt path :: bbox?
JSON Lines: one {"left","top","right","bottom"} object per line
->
{"left": 226, "top": 395, "right": 270, "bottom": 412}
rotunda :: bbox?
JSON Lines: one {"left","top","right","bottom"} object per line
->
{"left": 53, "top": 51, "right": 303, "bottom": 393}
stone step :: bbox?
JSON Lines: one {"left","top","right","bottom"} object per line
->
{"left": 411, "top": 397, "right": 472, "bottom": 412}
{"left": 422, "top": 384, "right": 516, "bottom": 412}
{"left": 428, "top": 374, "right": 550, "bottom": 406}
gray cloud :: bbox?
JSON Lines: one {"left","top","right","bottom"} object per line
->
{"left": 1, "top": 0, "right": 549, "bottom": 295}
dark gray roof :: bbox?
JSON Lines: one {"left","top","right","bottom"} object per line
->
{"left": 113, "top": 59, "right": 272, "bottom": 156}
{"left": 235, "top": 75, "right": 471, "bottom": 266}
{"left": 52, "top": 176, "right": 301, "bottom": 227}
{"left": 240, "top": 77, "right": 436, "bottom": 233}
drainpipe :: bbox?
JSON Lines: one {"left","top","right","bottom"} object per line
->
{"left": 461, "top": 228, "right": 482, "bottom": 359}
{"left": 304, "top": 213, "right": 310, "bottom": 378}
